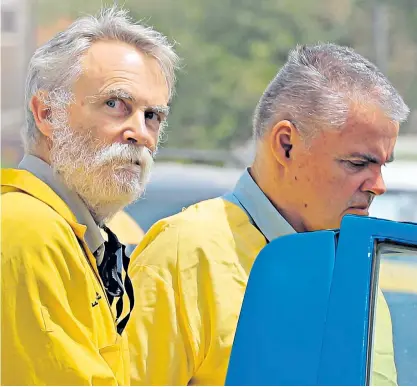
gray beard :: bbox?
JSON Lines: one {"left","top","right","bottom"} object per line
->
{"left": 49, "top": 124, "right": 153, "bottom": 223}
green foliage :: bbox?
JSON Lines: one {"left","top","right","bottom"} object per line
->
{"left": 36, "top": 0, "right": 417, "bottom": 149}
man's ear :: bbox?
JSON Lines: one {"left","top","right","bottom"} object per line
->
{"left": 270, "top": 120, "right": 297, "bottom": 167}
{"left": 29, "top": 92, "right": 53, "bottom": 138}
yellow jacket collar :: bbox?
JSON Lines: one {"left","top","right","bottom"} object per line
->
{"left": 1, "top": 168, "right": 87, "bottom": 241}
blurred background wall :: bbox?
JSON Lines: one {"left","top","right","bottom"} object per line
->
{"left": 1, "top": 0, "right": 417, "bottom": 167}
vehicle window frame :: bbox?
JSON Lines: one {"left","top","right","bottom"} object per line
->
{"left": 318, "top": 215, "right": 417, "bottom": 386}
{"left": 366, "top": 242, "right": 417, "bottom": 385}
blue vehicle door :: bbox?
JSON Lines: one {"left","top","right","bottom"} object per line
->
{"left": 226, "top": 215, "right": 417, "bottom": 386}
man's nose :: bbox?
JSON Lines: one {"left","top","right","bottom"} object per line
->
{"left": 121, "top": 111, "right": 155, "bottom": 150}
{"left": 362, "top": 169, "right": 386, "bottom": 196}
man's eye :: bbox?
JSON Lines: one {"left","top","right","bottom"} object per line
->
{"left": 145, "top": 111, "right": 161, "bottom": 122}
{"left": 347, "top": 160, "right": 367, "bottom": 168}
{"left": 105, "top": 99, "right": 123, "bottom": 109}
{"left": 106, "top": 99, "right": 117, "bottom": 108}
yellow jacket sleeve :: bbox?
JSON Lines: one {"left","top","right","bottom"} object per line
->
{"left": 127, "top": 213, "right": 248, "bottom": 386}
{"left": 371, "top": 288, "right": 398, "bottom": 386}
{"left": 1, "top": 199, "right": 120, "bottom": 385}
{"left": 127, "top": 224, "right": 194, "bottom": 385}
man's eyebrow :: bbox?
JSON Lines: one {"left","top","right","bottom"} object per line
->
{"left": 87, "top": 88, "right": 136, "bottom": 103}
{"left": 86, "top": 89, "right": 169, "bottom": 114}
{"left": 347, "top": 152, "right": 395, "bottom": 164}
{"left": 146, "top": 105, "right": 170, "bottom": 116}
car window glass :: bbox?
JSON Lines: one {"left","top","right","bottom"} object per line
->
{"left": 368, "top": 243, "right": 417, "bottom": 386}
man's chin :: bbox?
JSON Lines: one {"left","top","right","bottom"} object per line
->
{"left": 103, "top": 186, "right": 144, "bottom": 205}
{"left": 78, "top": 182, "right": 143, "bottom": 213}
{"left": 85, "top": 189, "right": 143, "bottom": 223}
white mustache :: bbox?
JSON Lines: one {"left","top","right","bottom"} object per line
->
{"left": 92, "top": 143, "right": 153, "bottom": 168}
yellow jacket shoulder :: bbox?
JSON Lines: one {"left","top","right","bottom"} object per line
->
{"left": 2, "top": 190, "right": 80, "bottom": 261}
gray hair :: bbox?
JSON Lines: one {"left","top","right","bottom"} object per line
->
{"left": 253, "top": 43, "right": 410, "bottom": 141}
{"left": 23, "top": 6, "right": 180, "bottom": 152}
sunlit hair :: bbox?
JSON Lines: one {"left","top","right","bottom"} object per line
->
{"left": 253, "top": 43, "right": 410, "bottom": 142}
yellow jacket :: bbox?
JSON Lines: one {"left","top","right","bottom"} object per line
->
{"left": 126, "top": 197, "right": 397, "bottom": 386}
{"left": 1, "top": 169, "right": 130, "bottom": 385}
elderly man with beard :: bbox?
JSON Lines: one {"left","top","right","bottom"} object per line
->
{"left": 126, "top": 44, "right": 409, "bottom": 386}
{"left": 1, "top": 7, "right": 178, "bottom": 385}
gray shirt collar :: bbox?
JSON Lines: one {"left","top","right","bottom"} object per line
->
{"left": 18, "top": 155, "right": 105, "bottom": 262}
{"left": 226, "top": 168, "right": 296, "bottom": 242}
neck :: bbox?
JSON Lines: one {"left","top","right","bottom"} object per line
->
{"left": 250, "top": 156, "right": 308, "bottom": 233}
{"left": 27, "top": 140, "right": 52, "bottom": 165}
{"left": 78, "top": 194, "right": 128, "bottom": 226}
